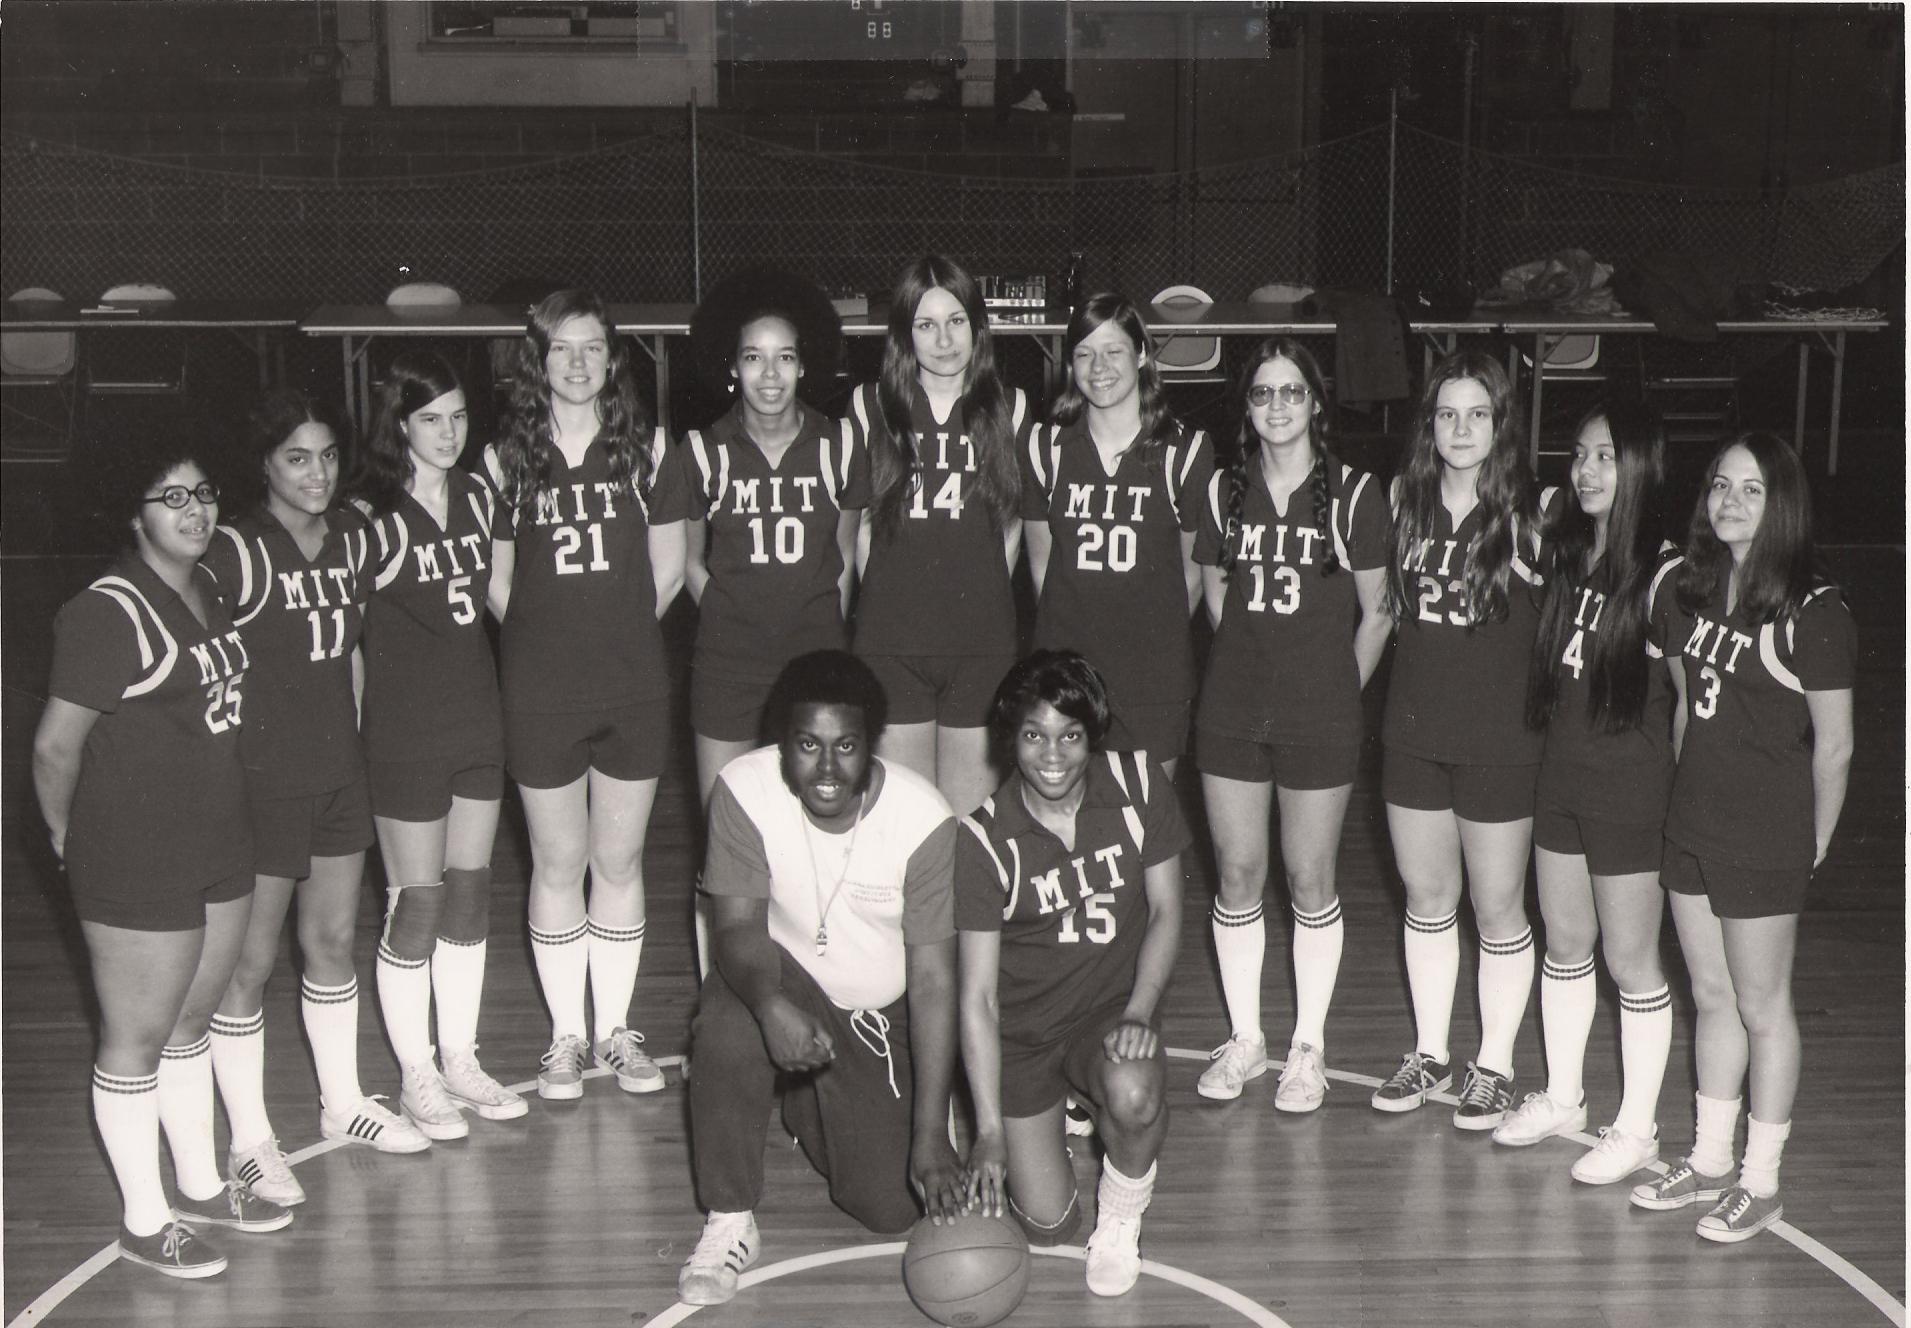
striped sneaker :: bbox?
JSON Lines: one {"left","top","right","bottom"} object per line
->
{"left": 118, "top": 1222, "right": 226, "bottom": 1279}
{"left": 678, "top": 1210, "right": 759, "bottom": 1306}
{"left": 594, "top": 1027, "right": 666, "bottom": 1094}
{"left": 1697, "top": 1186, "right": 1784, "bottom": 1243}
{"left": 1630, "top": 1158, "right": 1732, "bottom": 1212}
{"left": 538, "top": 1034, "right": 590, "bottom": 1101}
{"left": 229, "top": 1137, "right": 305, "bottom": 1206}
{"left": 173, "top": 1181, "right": 293, "bottom": 1233}
{"left": 320, "top": 1095, "right": 431, "bottom": 1153}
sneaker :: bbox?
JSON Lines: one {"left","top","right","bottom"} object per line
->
{"left": 1491, "top": 1091, "right": 1586, "bottom": 1147}
{"left": 229, "top": 1137, "right": 305, "bottom": 1206}
{"left": 1063, "top": 1097, "right": 1096, "bottom": 1138}
{"left": 1084, "top": 1215, "right": 1143, "bottom": 1297}
{"left": 1370, "top": 1052, "right": 1451, "bottom": 1113}
{"left": 1630, "top": 1158, "right": 1731, "bottom": 1212}
{"left": 173, "top": 1181, "right": 293, "bottom": 1233}
{"left": 538, "top": 1034, "right": 590, "bottom": 1100}
{"left": 1452, "top": 1063, "right": 1515, "bottom": 1131}
{"left": 1571, "top": 1125, "right": 1660, "bottom": 1185}
{"left": 1697, "top": 1186, "right": 1784, "bottom": 1243}
{"left": 441, "top": 1044, "right": 529, "bottom": 1121}
{"left": 118, "top": 1221, "right": 226, "bottom": 1279}
{"left": 1274, "top": 1043, "right": 1329, "bottom": 1114}
{"left": 677, "top": 1210, "right": 759, "bottom": 1306}
{"left": 320, "top": 1095, "right": 432, "bottom": 1154}
{"left": 1196, "top": 1034, "right": 1269, "bottom": 1102}
{"left": 594, "top": 1027, "right": 666, "bottom": 1094}
{"left": 401, "top": 1056, "right": 470, "bottom": 1140}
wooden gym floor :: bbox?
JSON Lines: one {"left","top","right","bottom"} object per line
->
{"left": 1, "top": 479, "right": 1901, "bottom": 1328}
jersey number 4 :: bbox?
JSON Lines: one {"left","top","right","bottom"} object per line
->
{"left": 908, "top": 472, "right": 965, "bottom": 521}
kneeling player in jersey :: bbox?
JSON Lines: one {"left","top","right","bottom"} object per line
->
{"left": 678, "top": 651, "right": 969, "bottom": 1307}
{"left": 957, "top": 651, "right": 1188, "bottom": 1297}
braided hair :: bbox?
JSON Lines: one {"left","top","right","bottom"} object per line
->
{"left": 1217, "top": 337, "right": 1340, "bottom": 579}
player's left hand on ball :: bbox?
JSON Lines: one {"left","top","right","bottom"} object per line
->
{"left": 966, "top": 1131, "right": 1008, "bottom": 1219}
{"left": 911, "top": 1138, "right": 969, "bottom": 1224}
{"left": 1103, "top": 1016, "right": 1158, "bottom": 1062}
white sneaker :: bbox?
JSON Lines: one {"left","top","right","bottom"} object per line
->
{"left": 1084, "top": 1214, "right": 1142, "bottom": 1297}
{"left": 1273, "top": 1043, "right": 1328, "bottom": 1114}
{"left": 441, "top": 1044, "right": 529, "bottom": 1120}
{"left": 401, "top": 1055, "right": 470, "bottom": 1140}
{"left": 1491, "top": 1091, "right": 1587, "bottom": 1147}
{"left": 1571, "top": 1124, "right": 1660, "bottom": 1185}
{"left": 677, "top": 1210, "right": 759, "bottom": 1306}
{"left": 229, "top": 1137, "right": 305, "bottom": 1206}
{"left": 1196, "top": 1034, "right": 1269, "bottom": 1101}
{"left": 320, "top": 1095, "right": 431, "bottom": 1153}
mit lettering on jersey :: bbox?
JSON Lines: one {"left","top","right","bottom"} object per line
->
{"left": 1028, "top": 842, "right": 1130, "bottom": 946}
{"left": 1063, "top": 482, "right": 1152, "bottom": 524}
{"left": 276, "top": 567, "right": 356, "bottom": 611}
{"left": 1683, "top": 613, "right": 1756, "bottom": 721}
{"left": 1560, "top": 587, "right": 1608, "bottom": 678}
{"left": 411, "top": 533, "right": 490, "bottom": 583}
{"left": 724, "top": 474, "right": 826, "bottom": 516}
{"left": 532, "top": 480, "right": 627, "bottom": 526}
{"left": 189, "top": 628, "right": 249, "bottom": 735}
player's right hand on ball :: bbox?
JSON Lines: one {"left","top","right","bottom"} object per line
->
{"left": 966, "top": 1130, "right": 1008, "bottom": 1219}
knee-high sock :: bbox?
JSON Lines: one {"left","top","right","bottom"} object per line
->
{"left": 1738, "top": 1117, "right": 1791, "bottom": 1198}
{"left": 157, "top": 1036, "right": 223, "bottom": 1202}
{"left": 1477, "top": 927, "right": 1535, "bottom": 1078}
{"left": 1690, "top": 1092, "right": 1743, "bottom": 1177}
{"left": 1614, "top": 985, "right": 1672, "bottom": 1138}
{"left": 1290, "top": 898, "right": 1343, "bottom": 1050}
{"left": 301, "top": 976, "right": 365, "bottom": 1112}
{"left": 1539, "top": 954, "right": 1597, "bottom": 1106}
{"left": 376, "top": 942, "right": 434, "bottom": 1067}
{"left": 530, "top": 919, "right": 589, "bottom": 1042}
{"left": 1403, "top": 908, "right": 1460, "bottom": 1063}
{"left": 94, "top": 1067, "right": 169, "bottom": 1236}
{"left": 1211, "top": 900, "right": 1265, "bottom": 1043}
{"left": 587, "top": 917, "right": 644, "bottom": 1043}
{"left": 209, "top": 1009, "right": 273, "bottom": 1153}
{"left": 432, "top": 937, "right": 487, "bottom": 1052}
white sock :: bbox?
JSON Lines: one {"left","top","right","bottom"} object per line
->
{"left": 376, "top": 942, "right": 434, "bottom": 1067}
{"left": 693, "top": 888, "right": 713, "bottom": 982}
{"left": 530, "top": 919, "right": 589, "bottom": 1041}
{"left": 1477, "top": 927, "right": 1535, "bottom": 1078}
{"left": 1690, "top": 1092, "right": 1743, "bottom": 1177}
{"left": 432, "top": 937, "right": 487, "bottom": 1053}
{"left": 1614, "top": 985, "right": 1672, "bottom": 1138}
{"left": 93, "top": 1066, "right": 169, "bottom": 1236}
{"left": 1290, "top": 898, "right": 1343, "bottom": 1050}
{"left": 1403, "top": 908, "right": 1459, "bottom": 1064}
{"left": 301, "top": 976, "right": 366, "bottom": 1113}
{"left": 1738, "top": 1117, "right": 1791, "bottom": 1198}
{"left": 1211, "top": 900, "right": 1265, "bottom": 1043}
{"left": 1095, "top": 1158, "right": 1156, "bottom": 1224}
{"left": 1539, "top": 954, "right": 1596, "bottom": 1107}
{"left": 157, "top": 1037, "right": 223, "bottom": 1203}
{"left": 209, "top": 1009, "right": 273, "bottom": 1153}
{"left": 587, "top": 917, "right": 645, "bottom": 1044}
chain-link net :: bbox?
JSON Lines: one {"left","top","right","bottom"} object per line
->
{"left": 3, "top": 118, "right": 1900, "bottom": 310}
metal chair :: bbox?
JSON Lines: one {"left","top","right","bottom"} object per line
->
{"left": 2, "top": 288, "right": 79, "bottom": 454}
{"left": 85, "top": 283, "right": 188, "bottom": 400}
{"left": 1149, "top": 284, "right": 1223, "bottom": 377}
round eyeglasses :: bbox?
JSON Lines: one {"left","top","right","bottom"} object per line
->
{"left": 142, "top": 482, "right": 220, "bottom": 509}
{"left": 1246, "top": 383, "right": 1310, "bottom": 408}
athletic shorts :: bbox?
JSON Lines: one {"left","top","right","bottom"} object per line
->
{"left": 247, "top": 776, "right": 375, "bottom": 880}
{"left": 71, "top": 868, "right": 254, "bottom": 933}
{"left": 999, "top": 1001, "right": 1161, "bottom": 1119}
{"left": 859, "top": 652, "right": 1012, "bottom": 729}
{"left": 1103, "top": 699, "right": 1191, "bottom": 762}
{"left": 1662, "top": 843, "right": 1810, "bottom": 920}
{"left": 1382, "top": 749, "right": 1538, "bottom": 824}
{"left": 368, "top": 743, "right": 505, "bottom": 822}
{"left": 1196, "top": 728, "right": 1358, "bottom": 790}
{"left": 506, "top": 700, "right": 668, "bottom": 788}
{"left": 1532, "top": 789, "right": 1662, "bottom": 877}
{"left": 691, "top": 667, "right": 776, "bottom": 745}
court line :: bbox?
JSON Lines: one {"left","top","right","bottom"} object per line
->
{"left": 8, "top": 1049, "right": 1903, "bottom": 1327}
{"left": 642, "top": 1241, "right": 1295, "bottom": 1328}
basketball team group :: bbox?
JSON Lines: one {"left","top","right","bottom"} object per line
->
{"left": 31, "top": 252, "right": 1854, "bottom": 1302}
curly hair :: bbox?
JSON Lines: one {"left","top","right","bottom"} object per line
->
{"left": 688, "top": 264, "right": 843, "bottom": 412}
{"left": 92, "top": 415, "right": 214, "bottom": 549}
{"left": 1216, "top": 337, "right": 1339, "bottom": 579}
{"left": 764, "top": 648, "right": 888, "bottom": 744}
{"left": 350, "top": 349, "right": 465, "bottom": 518}
{"left": 495, "top": 288, "right": 653, "bottom": 515}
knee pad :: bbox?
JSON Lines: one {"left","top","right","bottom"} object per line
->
{"left": 1010, "top": 1188, "right": 1082, "bottom": 1246}
{"left": 381, "top": 880, "right": 443, "bottom": 953}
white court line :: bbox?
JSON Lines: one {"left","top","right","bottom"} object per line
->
{"left": 9, "top": 1049, "right": 1903, "bottom": 1327}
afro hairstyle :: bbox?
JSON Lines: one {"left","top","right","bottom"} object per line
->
{"left": 689, "top": 264, "right": 843, "bottom": 411}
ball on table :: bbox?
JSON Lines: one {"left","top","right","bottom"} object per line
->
{"left": 901, "top": 1210, "right": 1031, "bottom": 1327}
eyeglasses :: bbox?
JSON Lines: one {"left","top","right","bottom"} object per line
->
{"left": 1246, "top": 383, "right": 1310, "bottom": 407}
{"left": 141, "top": 482, "right": 220, "bottom": 509}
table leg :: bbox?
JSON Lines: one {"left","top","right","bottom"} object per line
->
{"left": 1528, "top": 334, "right": 1545, "bottom": 467}
{"left": 1793, "top": 341, "right": 1809, "bottom": 454}
{"left": 652, "top": 334, "right": 671, "bottom": 437}
{"left": 1827, "top": 331, "right": 1847, "bottom": 476}
{"left": 342, "top": 336, "right": 359, "bottom": 431}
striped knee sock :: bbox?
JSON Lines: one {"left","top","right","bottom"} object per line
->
{"left": 588, "top": 918, "right": 645, "bottom": 1044}
{"left": 1211, "top": 900, "right": 1266, "bottom": 1043}
{"left": 1539, "top": 954, "right": 1597, "bottom": 1107}
{"left": 93, "top": 1066, "right": 169, "bottom": 1237}
{"left": 301, "top": 976, "right": 365, "bottom": 1113}
{"left": 1290, "top": 898, "right": 1343, "bottom": 1051}
{"left": 530, "top": 918, "right": 589, "bottom": 1042}
{"left": 157, "top": 1036, "right": 223, "bottom": 1203}
{"left": 1403, "top": 908, "right": 1460, "bottom": 1064}
{"left": 1477, "top": 927, "right": 1535, "bottom": 1078}
{"left": 1614, "top": 985, "right": 1672, "bottom": 1138}
{"left": 209, "top": 1009, "right": 273, "bottom": 1153}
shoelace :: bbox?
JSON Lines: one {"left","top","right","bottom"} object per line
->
{"left": 1720, "top": 1189, "right": 1754, "bottom": 1222}
{"left": 1459, "top": 1071, "right": 1503, "bottom": 1108}
{"left": 848, "top": 1009, "right": 899, "bottom": 1099}
{"left": 446, "top": 1049, "right": 507, "bottom": 1094}
{"left": 159, "top": 1223, "right": 197, "bottom": 1259}
{"left": 1278, "top": 1049, "right": 1321, "bottom": 1085}
{"left": 243, "top": 1138, "right": 294, "bottom": 1180}
{"left": 1087, "top": 1216, "right": 1139, "bottom": 1255}
{"left": 691, "top": 1215, "right": 752, "bottom": 1266}
{"left": 605, "top": 1029, "right": 649, "bottom": 1065}
{"left": 543, "top": 1036, "right": 588, "bottom": 1073}
{"left": 1389, "top": 1054, "right": 1434, "bottom": 1088}
{"left": 410, "top": 1066, "right": 459, "bottom": 1117}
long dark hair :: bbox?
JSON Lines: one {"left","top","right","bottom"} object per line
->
{"left": 243, "top": 387, "right": 346, "bottom": 517}
{"left": 1048, "top": 293, "right": 1180, "bottom": 462}
{"left": 495, "top": 288, "right": 652, "bottom": 515}
{"left": 1386, "top": 350, "right": 1536, "bottom": 625}
{"left": 351, "top": 350, "right": 464, "bottom": 518}
{"left": 1676, "top": 431, "right": 1819, "bottom": 625}
{"left": 1217, "top": 337, "right": 1339, "bottom": 578}
{"left": 1528, "top": 401, "right": 1667, "bottom": 732}
{"left": 869, "top": 255, "right": 1019, "bottom": 536}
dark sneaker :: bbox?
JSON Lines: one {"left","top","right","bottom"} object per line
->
{"left": 119, "top": 1222, "right": 226, "bottom": 1278}
{"left": 173, "top": 1181, "right": 293, "bottom": 1233}
{"left": 1452, "top": 1063, "right": 1515, "bottom": 1131}
{"left": 1697, "top": 1186, "right": 1783, "bottom": 1243}
{"left": 1630, "top": 1158, "right": 1732, "bottom": 1212}
{"left": 1370, "top": 1052, "right": 1451, "bottom": 1113}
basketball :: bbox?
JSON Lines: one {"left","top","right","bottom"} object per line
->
{"left": 901, "top": 1211, "right": 1031, "bottom": 1327}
